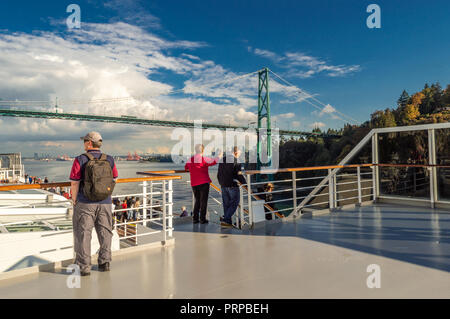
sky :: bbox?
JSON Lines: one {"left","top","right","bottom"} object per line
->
{"left": 0, "top": 0, "right": 449, "bottom": 156}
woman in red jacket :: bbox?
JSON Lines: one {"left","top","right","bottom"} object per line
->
{"left": 185, "top": 144, "right": 221, "bottom": 224}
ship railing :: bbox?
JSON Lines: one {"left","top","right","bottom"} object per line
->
{"left": 139, "top": 170, "right": 234, "bottom": 226}
{"left": 236, "top": 164, "right": 374, "bottom": 225}
{"left": 373, "top": 163, "right": 450, "bottom": 208}
{"left": 139, "top": 165, "right": 375, "bottom": 228}
{"left": 0, "top": 175, "right": 181, "bottom": 247}
{"left": 110, "top": 177, "right": 178, "bottom": 246}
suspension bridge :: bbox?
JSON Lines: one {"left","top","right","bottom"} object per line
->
{"left": 0, "top": 67, "right": 356, "bottom": 169}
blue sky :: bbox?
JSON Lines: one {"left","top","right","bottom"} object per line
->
{"left": 0, "top": 0, "right": 449, "bottom": 156}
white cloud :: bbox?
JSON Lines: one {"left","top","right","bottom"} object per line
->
{"left": 249, "top": 47, "right": 360, "bottom": 78}
{"left": 0, "top": 19, "right": 334, "bottom": 156}
{"left": 278, "top": 112, "right": 295, "bottom": 119}
{"left": 310, "top": 122, "right": 326, "bottom": 129}
{"left": 319, "top": 104, "right": 336, "bottom": 115}
{"left": 291, "top": 121, "right": 301, "bottom": 128}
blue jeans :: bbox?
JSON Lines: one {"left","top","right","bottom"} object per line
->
{"left": 221, "top": 187, "right": 240, "bottom": 224}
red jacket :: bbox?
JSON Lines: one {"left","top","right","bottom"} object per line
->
{"left": 185, "top": 154, "right": 219, "bottom": 187}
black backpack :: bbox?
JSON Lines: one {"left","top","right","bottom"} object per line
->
{"left": 82, "top": 153, "right": 115, "bottom": 201}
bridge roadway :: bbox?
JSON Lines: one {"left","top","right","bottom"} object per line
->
{"left": 0, "top": 203, "right": 448, "bottom": 298}
{"left": 0, "top": 108, "right": 339, "bottom": 137}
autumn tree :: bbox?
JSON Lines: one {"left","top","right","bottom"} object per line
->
{"left": 370, "top": 109, "right": 397, "bottom": 128}
{"left": 399, "top": 92, "right": 423, "bottom": 124}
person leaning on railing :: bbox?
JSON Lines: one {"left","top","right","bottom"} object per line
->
{"left": 217, "top": 146, "right": 246, "bottom": 228}
{"left": 184, "top": 144, "right": 222, "bottom": 224}
{"left": 262, "top": 183, "right": 275, "bottom": 220}
{"left": 69, "top": 131, "right": 118, "bottom": 277}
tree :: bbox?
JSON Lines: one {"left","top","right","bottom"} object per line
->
{"left": 399, "top": 92, "right": 423, "bottom": 124}
{"left": 397, "top": 90, "right": 409, "bottom": 109}
{"left": 419, "top": 83, "right": 438, "bottom": 114}
{"left": 403, "top": 103, "right": 420, "bottom": 123}
{"left": 370, "top": 109, "right": 397, "bottom": 128}
{"left": 443, "top": 85, "right": 450, "bottom": 107}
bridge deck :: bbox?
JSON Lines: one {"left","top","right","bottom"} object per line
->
{"left": 0, "top": 203, "right": 448, "bottom": 298}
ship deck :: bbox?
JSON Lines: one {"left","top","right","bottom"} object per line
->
{"left": 0, "top": 203, "right": 449, "bottom": 298}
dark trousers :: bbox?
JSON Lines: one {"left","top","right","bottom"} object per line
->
{"left": 221, "top": 187, "right": 240, "bottom": 224}
{"left": 192, "top": 183, "right": 210, "bottom": 222}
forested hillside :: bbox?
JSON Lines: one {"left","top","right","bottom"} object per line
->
{"left": 279, "top": 83, "right": 450, "bottom": 168}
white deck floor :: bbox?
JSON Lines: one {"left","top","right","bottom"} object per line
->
{"left": 0, "top": 203, "right": 449, "bottom": 298}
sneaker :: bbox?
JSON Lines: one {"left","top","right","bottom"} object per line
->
{"left": 80, "top": 270, "right": 91, "bottom": 276}
{"left": 193, "top": 219, "right": 199, "bottom": 224}
{"left": 200, "top": 220, "right": 209, "bottom": 224}
{"left": 98, "top": 262, "right": 110, "bottom": 272}
{"left": 220, "top": 221, "right": 233, "bottom": 228}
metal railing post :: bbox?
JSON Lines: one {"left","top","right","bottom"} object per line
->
{"left": 239, "top": 185, "right": 244, "bottom": 229}
{"left": 372, "top": 132, "right": 380, "bottom": 200}
{"left": 246, "top": 174, "right": 253, "bottom": 227}
{"left": 292, "top": 171, "right": 297, "bottom": 212}
{"left": 328, "top": 168, "right": 334, "bottom": 210}
{"left": 333, "top": 173, "right": 337, "bottom": 208}
{"left": 357, "top": 166, "right": 362, "bottom": 205}
{"left": 149, "top": 181, "right": 153, "bottom": 218}
{"left": 168, "top": 179, "right": 173, "bottom": 238}
{"left": 428, "top": 128, "right": 438, "bottom": 208}
{"left": 143, "top": 181, "right": 147, "bottom": 225}
{"left": 162, "top": 180, "right": 167, "bottom": 244}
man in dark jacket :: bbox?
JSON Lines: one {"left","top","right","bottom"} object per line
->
{"left": 217, "top": 146, "right": 246, "bottom": 227}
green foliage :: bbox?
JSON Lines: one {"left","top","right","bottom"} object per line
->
{"left": 279, "top": 82, "right": 449, "bottom": 169}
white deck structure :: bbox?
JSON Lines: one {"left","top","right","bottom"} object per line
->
{"left": 0, "top": 203, "right": 448, "bottom": 298}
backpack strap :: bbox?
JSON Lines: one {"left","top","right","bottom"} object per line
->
{"left": 99, "top": 153, "right": 107, "bottom": 161}
{"left": 84, "top": 152, "right": 95, "bottom": 161}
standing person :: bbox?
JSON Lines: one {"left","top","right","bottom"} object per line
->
{"left": 114, "top": 199, "right": 122, "bottom": 221}
{"left": 121, "top": 199, "right": 128, "bottom": 222}
{"left": 184, "top": 144, "right": 221, "bottom": 224}
{"left": 69, "top": 131, "right": 118, "bottom": 276}
{"left": 127, "top": 196, "right": 135, "bottom": 220}
{"left": 133, "top": 197, "right": 141, "bottom": 221}
{"left": 217, "top": 146, "right": 246, "bottom": 228}
{"left": 44, "top": 177, "right": 49, "bottom": 184}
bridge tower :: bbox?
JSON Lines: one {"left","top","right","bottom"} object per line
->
{"left": 257, "top": 67, "right": 272, "bottom": 176}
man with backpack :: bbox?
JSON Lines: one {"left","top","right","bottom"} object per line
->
{"left": 69, "top": 131, "right": 118, "bottom": 276}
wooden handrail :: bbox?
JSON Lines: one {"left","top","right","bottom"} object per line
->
{"left": 0, "top": 175, "right": 182, "bottom": 192}
{"left": 137, "top": 170, "right": 187, "bottom": 175}
{"left": 376, "top": 164, "right": 450, "bottom": 168}
{"left": 242, "top": 164, "right": 374, "bottom": 175}
{"left": 238, "top": 183, "right": 284, "bottom": 219}
{"left": 240, "top": 163, "right": 450, "bottom": 175}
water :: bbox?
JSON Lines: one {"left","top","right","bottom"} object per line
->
{"left": 23, "top": 159, "right": 223, "bottom": 215}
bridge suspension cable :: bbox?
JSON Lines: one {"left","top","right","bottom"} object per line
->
{"left": 0, "top": 70, "right": 262, "bottom": 107}
{"left": 268, "top": 69, "right": 359, "bottom": 125}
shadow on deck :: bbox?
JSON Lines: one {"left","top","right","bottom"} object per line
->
{"left": 175, "top": 203, "right": 450, "bottom": 272}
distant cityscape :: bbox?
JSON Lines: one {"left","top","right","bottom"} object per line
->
{"left": 26, "top": 152, "right": 173, "bottom": 163}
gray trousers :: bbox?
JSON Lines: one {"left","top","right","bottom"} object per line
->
{"left": 73, "top": 202, "right": 113, "bottom": 271}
